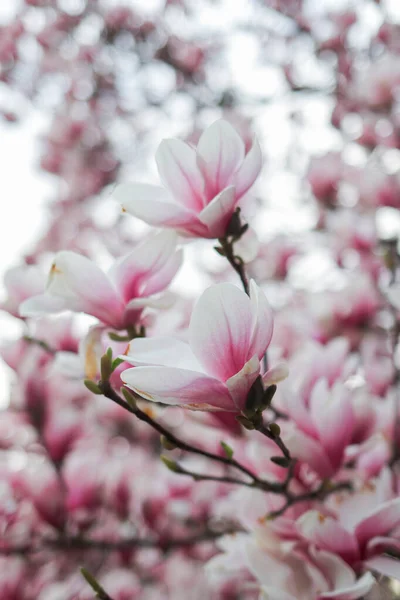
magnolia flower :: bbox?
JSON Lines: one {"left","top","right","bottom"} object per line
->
{"left": 121, "top": 281, "right": 276, "bottom": 412}
{"left": 297, "top": 471, "right": 400, "bottom": 583}
{"left": 20, "top": 231, "right": 182, "bottom": 329}
{"left": 114, "top": 120, "right": 262, "bottom": 238}
{"left": 284, "top": 379, "right": 355, "bottom": 478}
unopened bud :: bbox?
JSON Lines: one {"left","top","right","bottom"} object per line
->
{"left": 270, "top": 456, "right": 290, "bottom": 468}
{"left": 236, "top": 415, "right": 256, "bottom": 430}
{"left": 220, "top": 441, "right": 234, "bottom": 459}
{"left": 84, "top": 379, "right": 103, "bottom": 395}
{"left": 161, "top": 436, "right": 178, "bottom": 451}
{"left": 122, "top": 387, "right": 137, "bottom": 408}
{"left": 161, "top": 455, "right": 183, "bottom": 473}
{"left": 100, "top": 349, "right": 113, "bottom": 382}
{"left": 268, "top": 422, "right": 281, "bottom": 437}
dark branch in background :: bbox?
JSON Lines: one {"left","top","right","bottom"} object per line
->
{"left": 2, "top": 526, "right": 239, "bottom": 557}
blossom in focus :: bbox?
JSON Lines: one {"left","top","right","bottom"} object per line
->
{"left": 19, "top": 231, "right": 182, "bottom": 329}
{"left": 114, "top": 119, "right": 262, "bottom": 238}
{"left": 121, "top": 281, "right": 275, "bottom": 412}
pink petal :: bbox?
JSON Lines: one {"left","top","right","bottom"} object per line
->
{"left": 121, "top": 366, "right": 234, "bottom": 411}
{"left": 115, "top": 183, "right": 197, "bottom": 228}
{"left": 248, "top": 279, "right": 274, "bottom": 360}
{"left": 198, "top": 186, "right": 238, "bottom": 238}
{"left": 285, "top": 427, "right": 334, "bottom": 478}
{"left": 197, "top": 120, "right": 245, "bottom": 200}
{"left": 108, "top": 231, "right": 181, "bottom": 301}
{"left": 311, "top": 548, "right": 374, "bottom": 600}
{"left": 233, "top": 138, "right": 263, "bottom": 199}
{"left": 156, "top": 139, "right": 205, "bottom": 211}
{"left": 189, "top": 283, "right": 253, "bottom": 381}
{"left": 140, "top": 249, "right": 183, "bottom": 297}
{"left": 366, "top": 535, "right": 400, "bottom": 556}
{"left": 365, "top": 555, "right": 400, "bottom": 580}
{"left": 44, "top": 252, "right": 123, "bottom": 327}
{"left": 297, "top": 511, "right": 360, "bottom": 565}
{"left": 355, "top": 497, "right": 400, "bottom": 550}
{"left": 310, "top": 380, "right": 354, "bottom": 470}
{"left": 318, "top": 572, "right": 375, "bottom": 600}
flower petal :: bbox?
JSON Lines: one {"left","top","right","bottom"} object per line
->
{"left": 233, "top": 137, "right": 262, "bottom": 198}
{"left": 123, "top": 337, "right": 202, "bottom": 371}
{"left": 318, "top": 572, "right": 375, "bottom": 600}
{"left": 355, "top": 497, "right": 400, "bottom": 550}
{"left": 197, "top": 120, "right": 245, "bottom": 199}
{"left": 108, "top": 231, "right": 181, "bottom": 302}
{"left": 19, "top": 293, "right": 69, "bottom": 317}
{"left": 297, "top": 511, "right": 360, "bottom": 565}
{"left": 248, "top": 279, "right": 274, "bottom": 360}
{"left": 285, "top": 427, "right": 334, "bottom": 478}
{"left": 45, "top": 251, "right": 124, "bottom": 327}
{"left": 121, "top": 366, "right": 234, "bottom": 411}
{"left": 310, "top": 380, "right": 354, "bottom": 471}
{"left": 156, "top": 139, "right": 205, "bottom": 211}
{"left": 189, "top": 283, "right": 253, "bottom": 381}
{"left": 115, "top": 183, "right": 196, "bottom": 228}
{"left": 226, "top": 354, "right": 260, "bottom": 410}
{"left": 365, "top": 555, "right": 400, "bottom": 580}
{"left": 198, "top": 186, "right": 238, "bottom": 238}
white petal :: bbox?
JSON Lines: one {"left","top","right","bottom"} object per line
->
{"left": 198, "top": 186, "right": 238, "bottom": 238}
{"left": 115, "top": 182, "right": 196, "bottom": 228}
{"left": 45, "top": 251, "right": 123, "bottom": 327}
{"left": 197, "top": 120, "right": 245, "bottom": 197}
{"left": 248, "top": 280, "right": 274, "bottom": 360}
{"left": 122, "top": 337, "right": 202, "bottom": 371}
{"left": 19, "top": 293, "right": 69, "bottom": 317}
{"left": 189, "top": 282, "right": 253, "bottom": 381}
{"left": 121, "top": 366, "right": 234, "bottom": 411}
{"left": 226, "top": 354, "right": 260, "bottom": 410}
{"left": 233, "top": 138, "right": 263, "bottom": 198}
{"left": 156, "top": 139, "right": 205, "bottom": 210}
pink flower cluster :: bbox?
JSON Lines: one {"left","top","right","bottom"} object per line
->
{"left": 2, "top": 1, "right": 400, "bottom": 598}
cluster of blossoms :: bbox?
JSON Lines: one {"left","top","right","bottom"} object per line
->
{"left": 2, "top": 0, "right": 400, "bottom": 599}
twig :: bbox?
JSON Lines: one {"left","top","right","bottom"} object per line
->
{"left": 101, "top": 382, "right": 282, "bottom": 493}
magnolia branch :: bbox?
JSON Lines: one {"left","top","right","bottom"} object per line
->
{"left": 97, "top": 382, "right": 353, "bottom": 513}
{"left": 99, "top": 381, "right": 283, "bottom": 493}
{"left": 1, "top": 527, "right": 239, "bottom": 556}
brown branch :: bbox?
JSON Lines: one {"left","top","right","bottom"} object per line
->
{"left": 1, "top": 527, "right": 240, "bottom": 557}
{"left": 101, "top": 382, "right": 282, "bottom": 494}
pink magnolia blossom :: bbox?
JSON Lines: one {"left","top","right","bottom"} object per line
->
{"left": 19, "top": 231, "right": 182, "bottom": 330}
{"left": 297, "top": 469, "right": 400, "bottom": 584}
{"left": 121, "top": 281, "right": 275, "bottom": 412}
{"left": 114, "top": 120, "right": 262, "bottom": 238}
{"left": 284, "top": 378, "right": 355, "bottom": 478}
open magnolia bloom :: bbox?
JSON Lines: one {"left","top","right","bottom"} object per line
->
{"left": 113, "top": 120, "right": 262, "bottom": 238}
{"left": 121, "top": 280, "right": 280, "bottom": 412}
{"left": 20, "top": 231, "right": 182, "bottom": 330}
